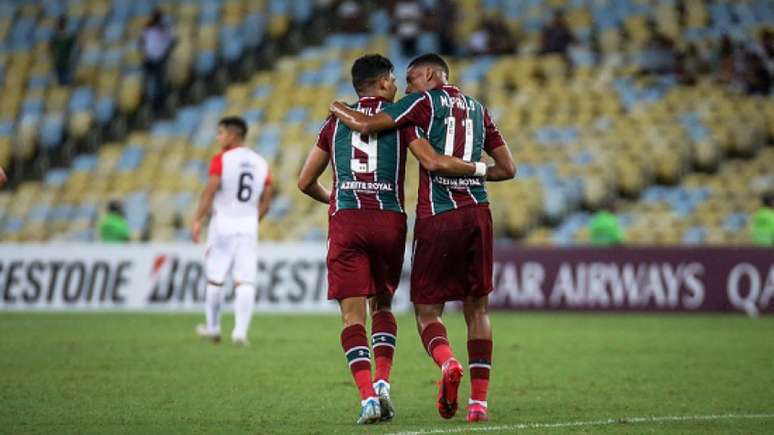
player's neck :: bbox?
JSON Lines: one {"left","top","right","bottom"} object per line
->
{"left": 357, "top": 91, "right": 390, "bottom": 102}
{"left": 224, "top": 142, "right": 244, "bottom": 150}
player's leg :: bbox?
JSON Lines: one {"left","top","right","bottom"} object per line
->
{"left": 327, "top": 212, "right": 380, "bottom": 424}
{"left": 367, "top": 212, "right": 406, "bottom": 422}
{"left": 370, "top": 294, "right": 396, "bottom": 421}
{"left": 416, "top": 303, "right": 464, "bottom": 419}
{"left": 198, "top": 237, "right": 232, "bottom": 342}
{"left": 196, "top": 279, "right": 225, "bottom": 342}
{"left": 231, "top": 235, "right": 257, "bottom": 345}
{"left": 464, "top": 206, "right": 495, "bottom": 423}
{"left": 411, "top": 214, "right": 466, "bottom": 419}
{"left": 463, "top": 295, "right": 492, "bottom": 422}
{"left": 340, "top": 297, "right": 380, "bottom": 424}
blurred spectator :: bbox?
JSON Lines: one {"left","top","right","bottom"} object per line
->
{"left": 50, "top": 15, "right": 77, "bottom": 85}
{"left": 489, "top": 15, "right": 517, "bottom": 55}
{"left": 676, "top": 43, "right": 707, "bottom": 85}
{"left": 393, "top": 0, "right": 423, "bottom": 57}
{"left": 140, "top": 8, "right": 176, "bottom": 112}
{"left": 336, "top": 0, "right": 368, "bottom": 33}
{"left": 641, "top": 20, "right": 676, "bottom": 74}
{"left": 716, "top": 35, "right": 741, "bottom": 87}
{"left": 467, "top": 16, "right": 517, "bottom": 56}
{"left": 741, "top": 51, "right": 771, "bottom": 95}
{"left": 99, "top": 200, "right": 131, "bottom": 243}
{"left": 540, "top": 10, "right": 575, "bottom": 56}
{"left": 757, "top": 30, "right": 774, "bottom": 74}
{"left": 436, "top": 0, "right": 457, "bottom": 55}
{"left": 588, "top": 210, "right": 624, "bottom": 246}
{"left": 750, "top": 194, "right": 774, "bottom": 246}
{"left": 467, "top": 18, "right": 490, "bottom": 55}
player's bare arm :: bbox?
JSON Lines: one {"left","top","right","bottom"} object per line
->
{"left": 408, "top": 137, "right": 487, "bottom": 177}
{"left": 0, "top": 166, "right": 6, "bottom": 187}
{"left": 485, "top": 145, "right": 516, "bottom": 181}
{"left": 192, "top": 174, "right": 220, "bottom": 243}
{"left": 329, "top": 101, "right": 396, "bottom": 135}
{"left": 258, "top": 185, "right": 273, "bottom": 221}
{"left": 297, "top": 146, "right": 332, "bottom": 204}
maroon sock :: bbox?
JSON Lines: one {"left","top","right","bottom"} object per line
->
{"left": 341, "top": 324, "right": 375, "bottom": 400}
{"left": 468, "top": 339, "right": 492, "bottom": 403}
{"left": 371, "top": 311, "right": 397, "bottom": 383}
{"left": 420, "top": 322, "right": 454, "bottom": 367}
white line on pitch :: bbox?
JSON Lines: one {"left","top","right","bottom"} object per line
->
{"left": 385, "top": 413, "right": 774, "bottom": 435}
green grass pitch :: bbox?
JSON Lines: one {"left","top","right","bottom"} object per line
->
{"left": 1, "top": 312, "right": 772, "bottom": 434}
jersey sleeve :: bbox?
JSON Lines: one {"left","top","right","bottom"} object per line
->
{"left": 314, "top": 116, "right": 336, "bottom": 152}
{"left": 399, "top": 125, "right": 428, "bottom": 146}
{"left": 483, "top": 107, "right": 506, "bottom": 153}
{"left": 382, "top": 92, "right": 432, "bottom": 130}
{"left": 208, "top": 153, "right": 223, "bottom": 176}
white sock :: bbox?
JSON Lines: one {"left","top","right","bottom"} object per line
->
{"left": 205, "top": 284, "right": 223, "bottom": 335}
{"left": 232, "top": 283, "right": 255, "bottom": 340}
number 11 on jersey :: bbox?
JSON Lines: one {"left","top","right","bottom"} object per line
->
{"left": 444, "top": 116, "right": 474, "bottom": 161}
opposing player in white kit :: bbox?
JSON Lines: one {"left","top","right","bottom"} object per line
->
{"left": 192, "top": 116, "right": 272, "bottom": 345}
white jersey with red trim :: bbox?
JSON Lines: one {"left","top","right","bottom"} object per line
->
{"left": 208, "top": 146, "right": 272, "bottom": 239}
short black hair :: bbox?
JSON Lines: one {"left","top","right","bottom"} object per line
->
{"left": 351, "top": 54, "right": 394, "bottom": 94}
{"left": 218, "top": 116, "right": 247, "bottom": 138}
{"left": 107, "top": 200, "right": 124, "bottom": 216}
{"left": 408, "top": 53, "right": 450, "bottom": 78}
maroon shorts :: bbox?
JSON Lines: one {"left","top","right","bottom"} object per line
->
{"left": 410, "top": 205, "right": 494, "bottom": 304}
{"left": 327, "top": 210, "right": 407, "bottom": 301}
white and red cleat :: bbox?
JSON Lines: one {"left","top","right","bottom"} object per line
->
{"left": 437, "top": 358, "right": 463, "bottom": 419}
{"left": 467, "top": 400, "right": 488, "bottom": 423}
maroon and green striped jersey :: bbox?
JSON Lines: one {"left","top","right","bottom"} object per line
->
{"left": 382, "top": 85, "right": 507, "bottom": 219}
{"left": 316, "top": 96, "right": 419, "bottom": 215}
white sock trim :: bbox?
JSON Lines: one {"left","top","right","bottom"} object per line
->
{"left": 361, "top": 397, "right": 379, "bottom": 406}
{"left": 469, "top": 399, "right": 488, "bottom": 408}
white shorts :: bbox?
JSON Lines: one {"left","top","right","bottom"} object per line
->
{"left": 205, "top": 234, "right": 257, "bottom": 285}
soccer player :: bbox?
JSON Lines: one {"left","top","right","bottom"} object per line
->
{"left": 298, "top": 54, "right": 486, "bottom": 425}
{"left": 329, "top": 53, "right": 516, "bottom": 423}
{"left": 192, "top": 116, "right": 273, "bottom": 345}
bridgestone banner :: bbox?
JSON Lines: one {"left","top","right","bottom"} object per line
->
{"left": 0, "top": 244, "right": 771, "bottom": 315}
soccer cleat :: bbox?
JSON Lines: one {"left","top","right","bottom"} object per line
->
{"left": 356, "top": 397, "right": 381, "bottom": 425}
{"left": 231, "top": 335, "right": 250, "bottom": 346}
{"left": 437, "top": 358, "right": 463, "bottom": 419}
{"left": 467, "top": 401, "right": 489, "bottom": 423}
{"left": 196, "top": 324, "right": 221, "bottom": 343}
{"left": 373, "top": 380, "right": 395, "bottom": 421}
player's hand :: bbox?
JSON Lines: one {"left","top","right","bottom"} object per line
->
{"left": 0, "top": 166, "right": 6, "bottom": 187}
{"left": 192, "top": 219, "right": 202, "bottom": 243}
{"left": 329, "top": 101, "right": 346, "bottom": 117}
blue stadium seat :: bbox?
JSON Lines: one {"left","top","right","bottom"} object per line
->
{"left": 44, "top": 168, "right": 70, "bottom": 187}
{"left": 40, "top": 113, "right": 65, "bottom": 150}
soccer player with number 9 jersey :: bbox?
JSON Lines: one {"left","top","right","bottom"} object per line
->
{"left": 330, "top": 53, "right": 516, "bottom": 423}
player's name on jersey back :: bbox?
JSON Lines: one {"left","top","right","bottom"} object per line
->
{"left": 339, "top": 180, "right": 396, "bottom": 193}
{"left": 439, "top": 94, "right": 477, "bottom": 111}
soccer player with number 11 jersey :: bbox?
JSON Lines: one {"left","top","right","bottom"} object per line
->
{"left": 331, "top": 53, "right": 516, "bottom": 423}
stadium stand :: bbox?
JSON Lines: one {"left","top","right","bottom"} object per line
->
{"left": 0, "top": 0, "right": 771, "bottom": 245}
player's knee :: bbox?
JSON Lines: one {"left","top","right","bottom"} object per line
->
{"left": 463, "top": 297, "right": 489, "bottom": 320}
{"left": 342, "top": 312, "right": 366, "bottom": 328}
{"left": 370, "top": 295, "right": 392, "bottom": 313}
